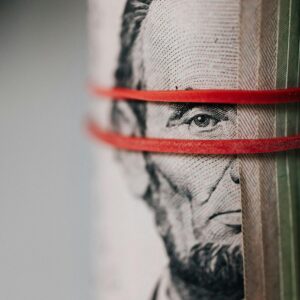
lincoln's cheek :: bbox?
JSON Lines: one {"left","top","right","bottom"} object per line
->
{"left": 151, "top": 155, "right": 233, "bottom": 194}
{"left": 186, "top": 161, "right": 233, "bottom": 206}
{"left": 188, "top": 164, "right": 241, "bottom": 242}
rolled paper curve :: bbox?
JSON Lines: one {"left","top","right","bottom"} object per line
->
{"left": 89, "top": 84, "right": 300, "bottom": 105}
{"left": 87, "top": 120, "right": 300, "bottom": 155}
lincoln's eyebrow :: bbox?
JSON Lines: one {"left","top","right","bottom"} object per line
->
{"left": 168, "top": 104, "right": 194, "bottom": 121}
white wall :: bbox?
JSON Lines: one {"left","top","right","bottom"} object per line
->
{"left": 0, "top": 1, "right": 90, "bottom": 299}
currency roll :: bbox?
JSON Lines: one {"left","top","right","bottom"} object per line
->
{"left": 88, "top": 1, "right": 300, "bottom": 299}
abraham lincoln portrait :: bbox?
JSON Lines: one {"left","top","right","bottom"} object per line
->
{"left": 111, "top": 0, "right": 244, "bottom": 299}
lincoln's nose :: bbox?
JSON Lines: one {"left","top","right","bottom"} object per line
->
{"left": 230, "top": 159, "right": 240, "bottom": 184}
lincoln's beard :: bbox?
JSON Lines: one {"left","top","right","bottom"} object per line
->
{"left": 143, "top": 162, "right": 244, "bottom": 300}
{"left": 168, "top": 241, "right": 244, "bottom": 299}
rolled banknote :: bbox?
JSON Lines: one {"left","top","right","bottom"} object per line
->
{"left": 88, "top": 1, "right": 300, "bottom": 299}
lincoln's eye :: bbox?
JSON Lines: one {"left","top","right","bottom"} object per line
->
{"left": 191, "top": 114, "right": 219, "bottom": 128}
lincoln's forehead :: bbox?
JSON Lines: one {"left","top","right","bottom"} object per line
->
{"left": 139, "top": 0, "right": 240, "bottom": 90}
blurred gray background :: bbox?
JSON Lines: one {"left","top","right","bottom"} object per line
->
{"left": 0, "top": 1, "right": 90, "bottom": 300}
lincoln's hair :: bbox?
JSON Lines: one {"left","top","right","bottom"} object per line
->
{"left": 112, "top": 0, "right": 161, "bottom": 209}
{"left": 115, "top": 0, "right": 153, "bottom": 88}
{"left": 112, "top": 0, "right": 153, "bottom": 135}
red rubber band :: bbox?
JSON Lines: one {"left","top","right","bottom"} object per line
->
{"left": 90, "top": 85, "right": 300, "bottom": 105}
{"left": 87, "top": 120, "right": 300, "bottom": 155}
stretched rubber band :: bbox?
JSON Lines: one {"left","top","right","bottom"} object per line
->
{"left": 87, "top": 120, "right": 300, "bottom": 155}
{"left": 90, "top": 85, "right": 300, "bottom": 105}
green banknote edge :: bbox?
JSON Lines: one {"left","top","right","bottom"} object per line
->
{"left": 276, "top": 0, "right": 300, "bottom": 299}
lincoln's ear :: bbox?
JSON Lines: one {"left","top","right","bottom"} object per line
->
{"left": 111, "top": 101, "right": 143, "bottom": 136}
{"left": 112, "top": 101, "right": 150, "bottom": 198}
